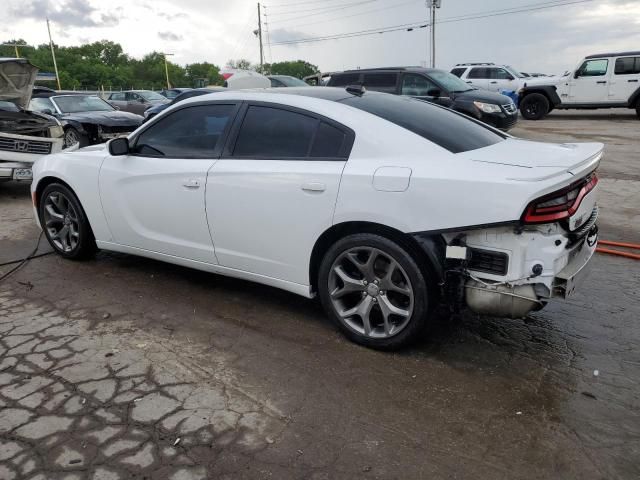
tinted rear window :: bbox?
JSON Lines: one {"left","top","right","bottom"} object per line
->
{"left": 339, "top": 93, "right": 505, "bottom": 153}
{"left": 328, "top": 73, "right": 360, "bottom": 87}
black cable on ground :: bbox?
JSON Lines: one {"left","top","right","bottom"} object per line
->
{"left": 0, "top": 231, "right": 51, "bottom": 283}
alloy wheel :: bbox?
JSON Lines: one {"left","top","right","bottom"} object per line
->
{"left": 43, "top": 191, "right": 80, "bottom": 252}
{"left": 328, "top": 247, "right": 414, "bottom": 339}
{"left": 64, "top": 129, "right": 79, "bottom": 147}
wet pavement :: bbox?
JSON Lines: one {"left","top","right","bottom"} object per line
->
{"left": 1, "top": 110, "right": 639, "bottom": 479}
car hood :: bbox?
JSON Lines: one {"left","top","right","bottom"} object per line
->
{"left": 522, "top": 76, "right": 563, "bottom": 87}
{"left": 145, "top": 103, "right": 169, "bottom": 114}
{"left": 0, "top": 59, "right": 38, "bottom": 109}
{"left": 60, "top": 110, "right": 143, "bottom": 126}
{"left": 0, "top": 107, "right": 59, "bottom": 136}
{"left": 453, "top": 88, "right": 512, "bottom": 104}
{"left": 465, "top": 138, "right": 603, "bottom": 180}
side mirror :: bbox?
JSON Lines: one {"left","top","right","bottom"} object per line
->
{"left": 574, "top": 70, "right": 580, "bottom": 79}
{"left": 108, "top": 137, "right": 129, "bottom": 156}
{"left": 138, "top": 98, "right": 146, "bottom": 103}
{"left": 427, "top": 88, "right": 441, "bottom": 98}
{"left": 42, "top": 108, "right": 54, "bottom": 115}
{"left": 113, "top": 105, "right": 120, "bottom": 110}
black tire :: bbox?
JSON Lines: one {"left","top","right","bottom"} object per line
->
{"left": 520, "top": 93, "right": 550, "bottom": 120}
{"left": 39, "top": 183, "right": 96, "bottom": 260}
{"left": 318, "top": 233, "right": 432, "bottom": 350}
{"left": 64, "top": 127, "right": 89, "bottom": 148}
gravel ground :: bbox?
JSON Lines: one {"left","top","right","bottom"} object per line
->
{"left": 0, "top": 109, "right": 638, "bottom": 479}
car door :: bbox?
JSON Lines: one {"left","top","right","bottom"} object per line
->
{"left": 489, "top": 68, "right": 516, "bottom": 93}
{"left": 99, "top": 102, "right": 239, "bottom": 263}
{"left": 400, "top": 73, "right": 452, "bottom": 108}
{"left": 609, "top": 56, "right": 640, "bottom": 103}
{"left": 566, "top": 58, "right": 611, "bottom": 104}
{"left": 125, "top": 92, "right": 147, "bottom": 115}
{"left": 464, "top": 67, "right": 490, "bottom": 90}
{"left": 206, "top": 102, "right": 353, "bottom": 285}
{"left": 108, "top": 92, "right": 127, "bottom": 110}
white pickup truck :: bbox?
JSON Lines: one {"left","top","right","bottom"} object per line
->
{"left": 0, "top": 57, "right": 67, "bottom": 183}
{"left": 518, "top": 51, "right": 640, "bottom": 120}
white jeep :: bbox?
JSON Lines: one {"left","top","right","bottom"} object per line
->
{"left": 518, "top": 51, "right": 640, "bottom": 120}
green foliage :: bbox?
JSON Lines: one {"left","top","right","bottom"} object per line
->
{"left": 262, "top": 60, "right": 320, "bottom": 79}
{"left": 0, "top": 39, "right": 227, "bottom": 90}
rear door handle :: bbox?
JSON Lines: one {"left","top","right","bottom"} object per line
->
{"left": 596, "top": 81, "right": 607, "bottom": 84}
{"left": 629, "top": 79, "right": 639, "bottom": 83}
{"left": 301, "top": 182, "right": 326, "bottom": 192}
{"left": 183, "top": 179, "right": 200, "bottom": 189}
{"left": 466, "top": 81, "right": 473, "bottom": 84}
{"left": 490, "top": 81, "right": 498, "bottom": 84}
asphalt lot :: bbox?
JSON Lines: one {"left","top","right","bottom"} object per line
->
{"left": 1, "top": 110, "right": 639, "bottom": 479}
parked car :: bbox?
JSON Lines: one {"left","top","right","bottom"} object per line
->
{"left": 143, "top": 87, "right": 225, "bottom": 122}
{"left": 450, "top": 63, "right": 530, "bottom": 93}
{"left": 158, "top": 87, "right": 192, "bottom": 99}
{"left": 0, "top": 58, "right": 66, "bottom": 183}
{"left": 107, "top": 90, "right": 169, "bottom": 115}
{"left": 29, "top": 93, "right": 143, "bottom": 147}
{"left": 32, "top": 87, "right": 600, "bottom": 349}
{"left": 268, "top": 75, "right": 309, "bottom": 87}
{"left": 518, "top": 51, "right": 640, "bottom": 120}
{"left": 303, "top": 72, "right": 338, "bottom": 86}
{"left": 326, "top": 67, "right": 518, "bottom": 130}
{"left": 220, "top": 69, "right": 271, "bottom": 89}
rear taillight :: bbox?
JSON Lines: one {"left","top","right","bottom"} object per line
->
{"left": 221, "top": 72, "right": 234, "bottom": 80}
{"left": 523, "top": 173, "right": 598, "bottom": 224}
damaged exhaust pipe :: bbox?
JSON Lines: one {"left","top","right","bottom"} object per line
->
{"left": 464, "top": 280, "right": 543, "bottom": 319}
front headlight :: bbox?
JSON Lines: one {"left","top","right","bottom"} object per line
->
{"left": 473, "top": 101, "right": 502, "bottom": 114}
{"left": 49, "top": 125, "right": 64, "bottom": 138}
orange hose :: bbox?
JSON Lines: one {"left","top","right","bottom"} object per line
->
{"left": 596, "top": 247, "right": 640, "bottom": 260}
{"left": 597, "top": 240, "right": 640, "bottom": 250}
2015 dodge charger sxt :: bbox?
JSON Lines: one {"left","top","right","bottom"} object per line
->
{"left": 31, "top": 87, "right": 601, "bottom": 349}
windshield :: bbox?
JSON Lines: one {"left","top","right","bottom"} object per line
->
{"left": 505, "top": 65, "right": 525, "bottom": 78}
{"left": 276, "top": 76, "right": 308, "bottom": 87}
{"left": 428, "top": 70, "right": 473, "bottom": 93}
{"left": 53, "top": 95, "right": 115, "bottom": 113}
{"left": 139, "top": 91, "right": 167, "bottom": 101}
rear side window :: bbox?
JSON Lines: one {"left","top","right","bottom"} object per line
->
{"left": 468, "top": 68, "right": 490, "bottom": 79}
{"left": 133, "top": 104, "right": 234, "bottom": 157}
{"left": 232, "top": 105, "right": 351, "bottom": 159}
{"left": 450, "top": 68, "right": 466, "bottom": 78}
{"left": 362, "top": 73, "right": 397, "bottom": 88}
{"left": 614, "top": 57, "right": 640, "bottom": 75}
{"left": 340, "top": 93, "right": 505, "bottom": 154}
{"left": 109, "top": 92, "right": 125, "bottom": 101}
{"left": 329, "top": 73, "right": 360, "bottom": 87}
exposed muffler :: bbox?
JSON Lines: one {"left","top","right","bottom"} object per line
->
{"left": 464, "top": 280, "right": 543, "bottom": 319}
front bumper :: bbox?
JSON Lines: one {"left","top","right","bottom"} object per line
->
{"left": 480, "top": 111, "right": 518, "bottom": 131}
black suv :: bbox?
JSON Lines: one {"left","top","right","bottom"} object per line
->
{"left": 327, "top": 67, "right": 518, "bottom": 131}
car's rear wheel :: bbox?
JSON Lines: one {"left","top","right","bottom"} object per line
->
{"left": 520, "top": 93, "right": 549, "bottom": 120}
{"left": 318, "top": 234, "right": 431, "bottom": 349}
{"left": 64, "top": 127, "right": 89, "bottom": 148}
{"left": 39, "top": 183, "right": 96, "bottom": 260}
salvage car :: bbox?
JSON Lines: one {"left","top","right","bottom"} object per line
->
{"left": 31, "top": 87, "right": 601, "bottom": 349}
{"left": 29, "top": 93, "right": 143, "bottom": 147}
{"left": 0, "top": 57, "right": 66, "bottom": 183}
{"left": 107, "top": 90, "right": 169, "bottom": 115}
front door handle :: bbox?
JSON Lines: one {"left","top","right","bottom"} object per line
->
{"left": 301, "top": 182, "right": 326, "bottom": 192}
{"left": 490, "top": 81, "right": 498, "bottom": 84}
{"left": 629, "top": 79, "right": 639, "bottom": 83}
{"left": 183, "top": 179, "right": 200, "bottom": 189}
{"left": 596, "top": 81, "right": 607, "bottom": 84}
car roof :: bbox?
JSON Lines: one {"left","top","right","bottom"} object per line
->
{"left": 585, "top": 51, "right": 640, "bottom": 59}
{"left": 333, "top": 67, "right": 443, "bottom": 75}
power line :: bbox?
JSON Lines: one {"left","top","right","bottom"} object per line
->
{"left": 265, "top": 0, "right": 347, "bottom": 8}
{"left": 266, "top": 0, "right": 375, "bottom": 16}
{"left": 268, "top": 1, "right": 377, "bottom": 24}
{"left": 271, "top": 0, "right": 595, "bottom": 46}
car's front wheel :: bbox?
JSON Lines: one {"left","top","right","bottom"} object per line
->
{"left": 39, "top": 183, "right": 96, "bottom": 260}
{"left": 318, "top": 234, "right": 431, "bottom": 349}
{"left": 64, "top": 127, "right": 89, "bottom": 148}
{"left": 520, "top": 93, "right": 550, "bottom": 120}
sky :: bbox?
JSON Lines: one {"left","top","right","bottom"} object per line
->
{"left": 2, "top": 0, "right": 640, "bottom": 75}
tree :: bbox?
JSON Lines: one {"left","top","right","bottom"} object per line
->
{"left": 264, "top": 60, "right": 319, "bottom": 79}
{"left": 186, "top": 62, "right": 223, "bottom": 87}
{"left": 225, "top": 58, "right": 254, "bottom": 70}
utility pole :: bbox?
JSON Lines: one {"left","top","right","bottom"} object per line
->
{"left": 161, "top": 52, "right": 174, "bottom": 89}
{"left": 46, "top": 19, "right": 62, "bottom": 90}
{"left": 257, "top": 2, "right": 264, "bottom": 70}
{"left": 427, "top": 0, "right": 442, "bottom": 68}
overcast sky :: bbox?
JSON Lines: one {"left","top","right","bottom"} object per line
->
{"left": 3, "top": 0, "right": 640, "bottom": 74}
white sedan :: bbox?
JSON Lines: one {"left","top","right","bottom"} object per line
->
{"left": 31, "top": 87, "right": 601, "bottom": 349}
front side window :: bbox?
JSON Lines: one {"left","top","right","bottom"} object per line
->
{"left": 578, "top": 59, "right": 609, "bottom": 77}
{"left": 133, "top": 104, "right": 234, "bottom": 157}
{"left": 614, "top": 57, "right": 640, "bottom": 75}
{"left": 329, "top": 73, "right": 360, "bottom": 87}
{"left": 29, "top": 97, "right": 56, "bottom": 113}
{"left": 233, "top": 106, "right": 317, "bottom": 158}
{"left": 494, "top": 69, "right": 514, "bottom": 80}
{"left": 401, "top": 74, "right": 437, "bottom": 96}
{"left": 362, "top": 73, "right": 397, "bottom": 88}
{"left": 110, "top": 92, "right": 125, "bottom": 101}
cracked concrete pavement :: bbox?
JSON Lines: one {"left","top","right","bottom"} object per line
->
{"left": 0, "top": 110, "right": 639, "bottom": 479}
